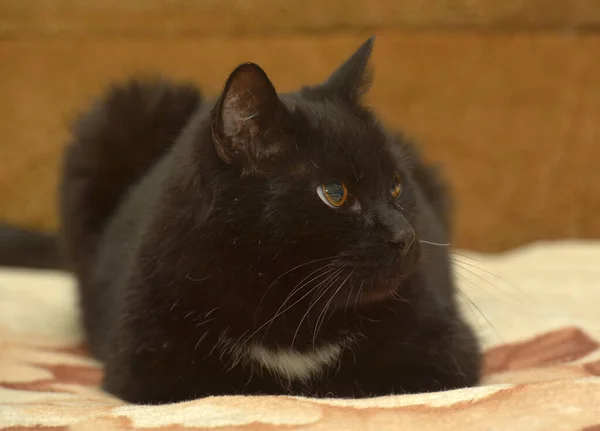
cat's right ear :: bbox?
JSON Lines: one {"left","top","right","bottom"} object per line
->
{"left": 321, "top": 36, "right": 375, "bottom": 103}
{"left": 211, "top": 63, "right": 288, "bottom": 172}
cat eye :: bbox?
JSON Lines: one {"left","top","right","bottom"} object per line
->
{"left": 391, "top": 174, "right": 403, "bottom": 199}
{"left": 317, "top": 181, "right": 348, "bottom": 208}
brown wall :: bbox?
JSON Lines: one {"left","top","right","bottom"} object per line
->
{"left": 1, "top": 1, "right": 600, "bottom": 252}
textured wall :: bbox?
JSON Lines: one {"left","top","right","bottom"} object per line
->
{"left": 1, "top": 2, "right": 600, "bottom": 251}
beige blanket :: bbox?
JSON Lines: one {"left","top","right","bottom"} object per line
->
{"left": 1, "top": 241, "right": 599, "bottom": 430}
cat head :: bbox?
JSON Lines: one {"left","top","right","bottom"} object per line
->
{"left": 195, "top": 37, "right": 423, "bottom": 327}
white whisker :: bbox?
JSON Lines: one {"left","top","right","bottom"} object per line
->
{"left": 289, "top": 271, "right": 344, "bottom": 350}
{"left": 313, "top": 270, "right": 354, "bottom": 347}
{"left": 456, "top": 286, "right": 502, "bottom": 341}
{"left": 354, "top": 279, "right": 365, "bottom": 312}
{"left": 419, "top": 240, "right": 452, "bottom": 247}
{"left": 255, "top": 255, "right": 337, "bottom": 312}
{"left": 452, "top": 255, "right": 531, "bottom": 303}
{"left": 244, "top": 265, "right": 344, "bottom": 346}
{"left": 266, "top": 266, "right": 343, "bottom": 338}
{"left": 344, "top": 278, "right": 356, "bottom": 321}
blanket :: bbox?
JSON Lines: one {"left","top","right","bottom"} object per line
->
{"left": 1, "top": 241, "right": 599, "bottom": 430}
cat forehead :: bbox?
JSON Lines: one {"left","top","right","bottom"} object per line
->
{"left": 278, "top": 92, "right": 406, "bottom": 178}
{"left": 286, "top": 98, "right": 384, "bottom": 148}
{"left": 314, "top": 110, "right": 394, "bottom": 154}
{"left": 288, "top": 95, "right": 364, "bottom": 126}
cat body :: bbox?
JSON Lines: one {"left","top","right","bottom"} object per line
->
{"left": 60, "top": 38, "right": 481, "bottom": 404}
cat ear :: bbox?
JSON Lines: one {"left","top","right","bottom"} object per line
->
{"left": 322, "top": 36, "right": 375, "bottom": 102}
{"left": 212, "top": 63, "right": 287, "bottom": 169}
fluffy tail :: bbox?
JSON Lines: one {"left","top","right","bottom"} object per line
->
{"left": 59, "top": 78, "right": 202, "bottom": 280}
{"left": 0, "top": 225, "right": 62, "bottom": 270}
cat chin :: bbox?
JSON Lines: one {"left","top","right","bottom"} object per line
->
{"left": 363, "top": 278, "right": 409, "bottom": 304}
{"left": 329, "top": 277, "right": 404, "bottom": 310}
{"left": 358, "top": 287, "right": 397, "bottom": 305}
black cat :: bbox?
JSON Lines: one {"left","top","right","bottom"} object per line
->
{"left": 59, "top": 37, "right": 481, "bottom": 404}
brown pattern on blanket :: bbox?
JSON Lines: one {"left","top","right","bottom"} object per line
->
{"left": 484, "top": 327, "right": 600, "bottom": 374}
{"left": 1, "top": 362, "right": 101, "bottom": 394}
{"left": 584, "top": 361, "right": 600, "bottom": 376}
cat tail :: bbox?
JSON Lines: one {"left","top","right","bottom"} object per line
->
{"left": 59, "top": 78, "right": 202, "bottom": 279}
{"left": 0, "top": 224, "right": 63, "bottom": 270}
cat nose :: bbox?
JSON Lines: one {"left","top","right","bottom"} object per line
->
{"left": 387, "top": 228, "right": 414, "bottom": 253}
{"left": 373, "top": 204, "right": 414, "bottom": 252}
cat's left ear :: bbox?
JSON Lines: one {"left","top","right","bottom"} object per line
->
{"left": 321, "top": 36, "right": 375, "bottom": 102}
{"left": 212, "top": 63, "right": 288, "bottom": 171}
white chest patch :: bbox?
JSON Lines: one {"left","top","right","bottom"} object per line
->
{"left": 246, "top": 343, "right": 343, "bottom": 383}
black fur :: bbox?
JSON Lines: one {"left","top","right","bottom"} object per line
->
{"left": 59, "top": 37, "right": 481, "bottom": 404}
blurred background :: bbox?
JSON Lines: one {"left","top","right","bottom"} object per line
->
{"left": 1, "top": 0, "right": 599, "bottom": 253}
